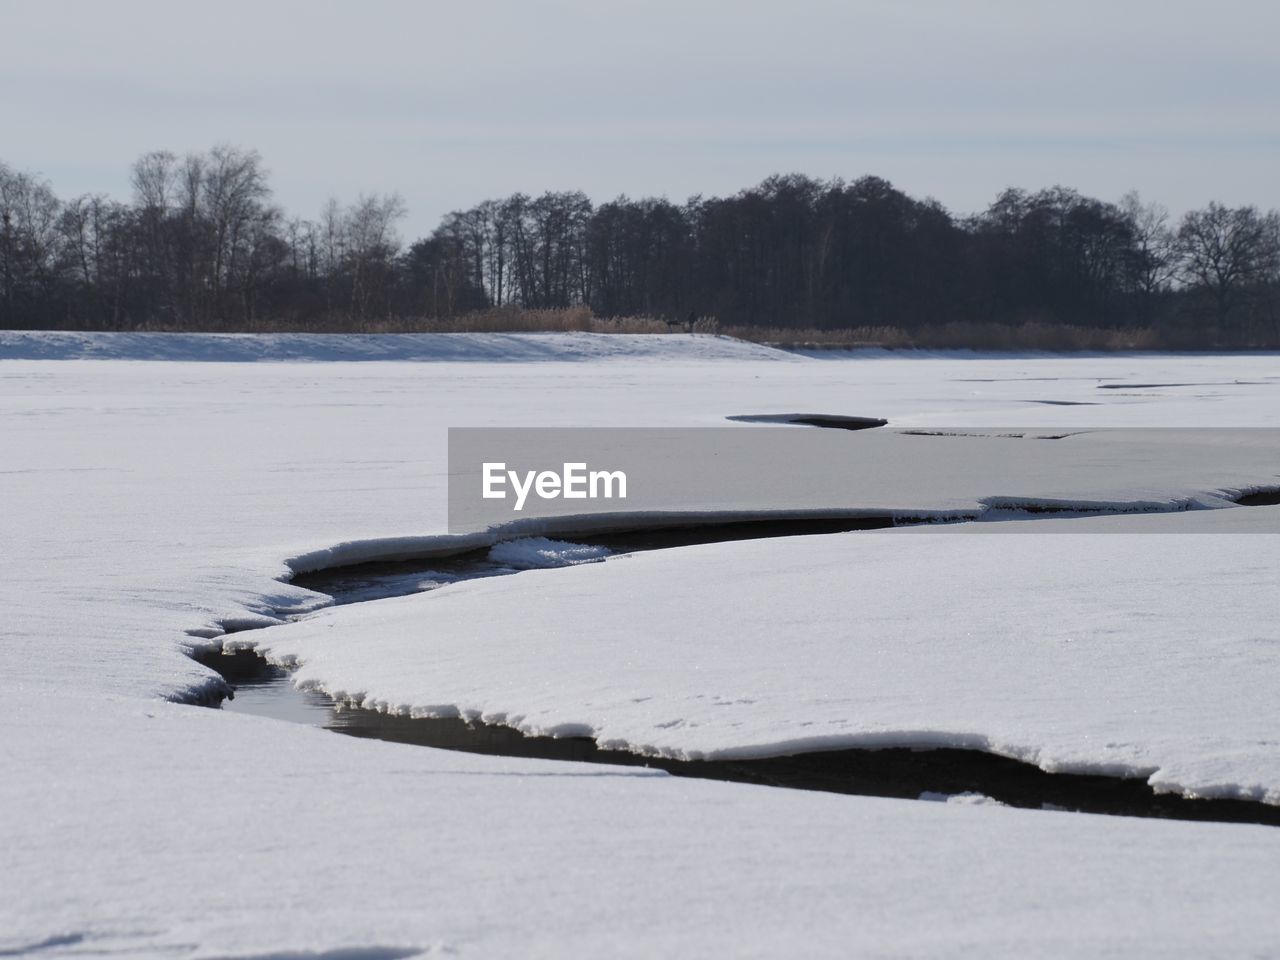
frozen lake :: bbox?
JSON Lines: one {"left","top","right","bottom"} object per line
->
{"left": 4, "top": 332, "right": 1280, "bottom": 958}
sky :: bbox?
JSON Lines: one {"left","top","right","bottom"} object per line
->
{"left": 2, "top": 0, "right": 1278, "bottom": 239}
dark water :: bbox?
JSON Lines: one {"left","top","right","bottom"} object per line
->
{"left": 725, "top": 413, "right": 888, "bottom": 430}
{"left": 1236, "top": 489, "right": 1280, "bottom": 506}
{"left": 292, "top": 516, "right": 899, "bottom": 606}
{"left": 200, "top": 647, "right": 1280, "bottom": 826}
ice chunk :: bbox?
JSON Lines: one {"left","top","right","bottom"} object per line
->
{"left": 487, "top": 537, "right": 612, "bottom": 569}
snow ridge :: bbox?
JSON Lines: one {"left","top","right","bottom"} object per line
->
{"left": 0, "top": 330, "right": 795, "bottom": 363}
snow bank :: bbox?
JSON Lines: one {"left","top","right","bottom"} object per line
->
{"left": 0, "top": 329, "right": 794, "bottom": 363}
{"left": 254, "top": 512, "right": 1280, "bottom": 805}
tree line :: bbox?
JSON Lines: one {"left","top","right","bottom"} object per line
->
{"left": 2, "top": 146, "right": 1279, "bottom": 344}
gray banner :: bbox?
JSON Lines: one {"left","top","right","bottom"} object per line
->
{"left": 447, "top": 427, "right": 1280, "bottom": 535}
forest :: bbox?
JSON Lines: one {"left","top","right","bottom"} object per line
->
{"left": 2, "top": 146, "right": 1279, "bottom": 347}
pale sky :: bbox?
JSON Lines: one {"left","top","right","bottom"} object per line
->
{"left": 3, "top": 0, "right": 1278, "bottom": 238}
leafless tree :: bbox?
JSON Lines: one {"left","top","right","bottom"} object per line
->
{"left": 344, "top": 193, "right": 406, "bottom": 320}
{"left": 1120, "top": 192, "right": 1178, "bottom": 303}
{"left": 202, "top": 146, "right": 271, "bottom": 323}
{"left": 131, "top": 151, "right": 178, "bottom": 321}
{"left": 1177, "top": 203, "right": 1280, "bottom": 329}
{"left": 0, "top": 163, "right": 63, "bottom": 324}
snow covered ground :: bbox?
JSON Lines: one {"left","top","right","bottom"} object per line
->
{"left": 3, "top": 332, "right": 1280, "bottom": 957}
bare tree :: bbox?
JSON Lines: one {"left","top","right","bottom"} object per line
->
{"left": 344, "top": 193, "right": 406, "bottom": 320}
{"left": 202, "top": 146, "right": 270, "bottom": 323}
{"left": 0, "top": 163, "right": 64, "bottom": 325}
{"left": 60, "top": 195, "right": 110, "bottom": 327}
{"left": 0, "top": 161, "right": 18, "bottom": 313}
{"left": 1177, "top": 203, "right": 1280, "bottom": 330}
{"left": 130, "top": 151, "right": 178, "bottom": 321}
{"left": 1120, "top": 191, "right": 1177, "bottom": 304}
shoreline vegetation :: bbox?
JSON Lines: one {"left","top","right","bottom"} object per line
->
{"left": 36, "top": 304, "right": 1269, "bottom": 352}
{"left": 3, "top": 146, "right": 1279, "bottom": 349}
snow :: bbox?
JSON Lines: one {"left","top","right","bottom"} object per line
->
{"left": 5, "top": 333, "right": 1280, "bottom": 955}
{"left": 0, "top": 329, "right": 792, "bottom": 363}
{"left": 6, "top": 691, "right": 1279, "bottom": 959}
{"left": 920, "top": 791, "right": 1007, "bottom": 806}
{"left": 487, "top": 537, "right": 612, "bottom": 568}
